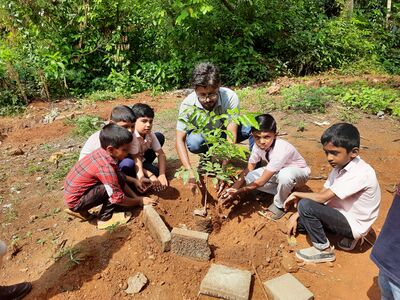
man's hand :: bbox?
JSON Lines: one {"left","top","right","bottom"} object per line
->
{"left": 220, "top": 187, "right": 239, "bottom": 205}
{"left": 287, "top": 212, "right": 299, "bottom": 236}
{"left": 284, "top": 193, "right": 300, "bottom": 211}
{"left": 188, "top": 177, "right": 198, "bottom": 195}
{"left": 215, "top": 180, "right": 227, "bottom": 197}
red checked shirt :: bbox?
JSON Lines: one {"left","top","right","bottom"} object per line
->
{"left": 64, "top": 148, "right": 126, "bottom": 208}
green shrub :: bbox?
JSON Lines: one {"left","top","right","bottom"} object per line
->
{"left": 340, "top": 87, "right": 399, "bottom": 114}
{"left": 69, "top": 116, "right": 105, "bottom": 137}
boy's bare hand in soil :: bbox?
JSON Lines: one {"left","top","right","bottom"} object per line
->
{"left": 287, "top": 212, "right": 299, "bottom": 236}
{"left": 158, "top": 174, "right": 169, "bottom": 188}
{"left": 134, "top": 177, "right": 152, "bottom": 193}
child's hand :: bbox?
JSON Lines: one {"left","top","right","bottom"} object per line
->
{"left": 283, "top": 193, "right": 299, "bottom": 211}
{"left": 134, "top": 178, "right": 152, "bottom": 193}
{"left": 287, "top": 212, "right": 299, "bottom": 236}
{"left": 142, "top": 196, "right": 158, "bottom": 206}
{"left": 150, "top": 175, "right": 165, "bottom": 192}
{"left": 158, "top": 174, "right": 169, "bottom": 188}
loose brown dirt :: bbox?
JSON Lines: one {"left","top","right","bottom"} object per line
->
{"left": 0, "top": 76, "right": 399, "bottom": 299}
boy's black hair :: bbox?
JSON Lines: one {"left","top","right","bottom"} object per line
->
{"left": 110, "top": 105, "right": 136, "bottom": 123}
{"left": 192, "top": 62, "right": 220, "bottom": 88}
{"left": 321, "top": 123, "right": 360, "bottom": 152}
{"left": 251, "top": 113, "right": 277, "bottom": 133}
{"left": 131, "top": 103, "right": 154, "bottom": 119}
{"left": 100, "top": 123, "right": 133, "bottom": 149}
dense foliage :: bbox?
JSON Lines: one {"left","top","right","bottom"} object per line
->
{"left": 0, "top": 0, "right": 399, "bottom": 110}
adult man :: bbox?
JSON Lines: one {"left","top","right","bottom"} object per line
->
{"left": 175, "top": 62, "right": 252, "bottom": 194}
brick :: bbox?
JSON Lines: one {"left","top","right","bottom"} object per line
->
{"left": 263, "top": 273, "right": 314, "bottom": 300}
{"left": 199, "top": 264, "right": 252, "bottom": 300}
{"left": 142, "top": 205, "right": 171, "bottom": 252}
{"left": 171, "top": 227, "right": 211, "bottom": 261}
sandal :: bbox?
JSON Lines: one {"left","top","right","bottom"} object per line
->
{"left": 97, "top": 212, "right": 132, "bottom": 230}
{"left": 338, "top": 237, "right": 360, "bottom": 251}
{"left": 64, "top": 208, "right": 96, "bottom": 221}
{"left": 265, "top": 203, "right": 286, "bottom": 220}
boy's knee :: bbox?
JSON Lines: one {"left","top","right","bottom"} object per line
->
{"left": 298, "top": 198, "right": 314, "bottom": 214}
{"left": 119, "top": 158, "right": 135, "bottom": 169}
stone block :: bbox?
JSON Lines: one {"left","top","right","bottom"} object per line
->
{"left": 263, "top": 273, "right": 314, "bottom": 300}
{"left": 199, "top": 263, "right": 252, "bottom": 300}
{"left": 143, "top": 205, "right": 171, "bottom": 252}
{"left": 171, "top": 227, "right": 211, "bottom": 261}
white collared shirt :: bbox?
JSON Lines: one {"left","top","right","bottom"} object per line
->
{"left": 324, "top": 156, "right": 381, "bottom": 239}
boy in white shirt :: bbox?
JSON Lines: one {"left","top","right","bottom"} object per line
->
{"left": 131, "top": 103, "right": 168, "bottom": 192}
{"left": 284, "top": 123, "right": 381, "bottom": 263}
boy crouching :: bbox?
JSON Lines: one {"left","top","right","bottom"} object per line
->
{"left": 64, "top": 124, "right": 156, "bottom": 229}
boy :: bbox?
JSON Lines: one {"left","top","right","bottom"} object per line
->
{"left": 64, "top": 124, "right": 156, "bottom": 229}
{"left": 175, "top": 62, "right": 252, "bottom": 195}
{"left": 284, "top": 123, "right": 380, "bottom": 263}
{"left": 79, "top": 105, "right": 149, "bottom": 193}
{"left": 371, "top": 182, "right": 400, "bottom": 299}
{"left": 131, "top": 103, "right": 168, "bottom": 192}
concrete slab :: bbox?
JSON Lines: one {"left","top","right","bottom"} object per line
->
{"left": 143, "top": 205, "right": 171, "bottom": 252}
{"left": 199, "top": 263, "right": 252, "bottom": 300}
{"left": 263, "top": 273, "right": 314, "bottom": 300}
{"left": 171, "top": 227, "right": 211, "bottom": 261}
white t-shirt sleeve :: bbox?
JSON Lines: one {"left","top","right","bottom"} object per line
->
{"left": 79, "top": 131, "right": 101, "bottom": 160}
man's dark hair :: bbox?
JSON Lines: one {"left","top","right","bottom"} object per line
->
{"left": 100, "top": 123, "right": 133, "bottom": 149}
{"left": 321, "top": 123, "right": 360, "bottom": 152}
{"left": 192, "top": 62, "right": 220, "bottom": 88}
{"left": 131, "top": 103, "right": 154, "bottom": 119}
{"left": 251, "top": 114, "right": 277, "bottom": 133}
{"left": 110, "top": 105, "right": 136, "bottom": 123}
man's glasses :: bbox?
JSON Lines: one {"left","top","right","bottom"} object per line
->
{"left": 197, "top": 93, "right": 218, "bottom": 102}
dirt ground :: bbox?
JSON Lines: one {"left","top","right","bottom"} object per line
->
{"left": 0, "top": 75, "right": 399, "bottom": 300}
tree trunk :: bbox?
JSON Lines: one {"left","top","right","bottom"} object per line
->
{"left": 386, "top": 0, "right": 392, "bottom": 29}
{"left": 342, "top": 0, "right": 354, "bottom": 18}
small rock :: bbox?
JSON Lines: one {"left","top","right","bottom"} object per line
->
{"left": 159, "top": 281, "right": 165, "bottom": 286}
{"left": 29, "top": 215, "right": 38, "bottom": 223}
{"left": 120, "top": 282, "right": 128, "bottom": 290}
{"left": 36, "top": 176, "right": 42, "bottom": 181}
{"left": 377, "top": 111, "right": 385, "bottom": 118}
{"left": 328, "top": 262, "right": 334, "bottom": 268}
{"left": 93, "top": 273, "right": 102, "bottom": 280}
{"left": 10, "top": 148, "right": 24, "bottom": 156}
{"left": 125, "top": 272, "right": 148, "bottom": 294}
{"left": 281, "top": 252, "right": 299, "bottom": 273}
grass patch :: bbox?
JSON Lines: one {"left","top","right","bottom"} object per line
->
{"left": 84, "top": 90, "right": 125, "bottom": 102}
{"left": 66, "top": 115, "right": 105, "bottom": 137}
{"left": 281, "top": 85, "right": 330, "bottom": 113}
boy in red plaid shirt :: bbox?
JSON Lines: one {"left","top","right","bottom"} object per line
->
{"left": 64, "top": 123, "right": 156, "bottom": 229}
